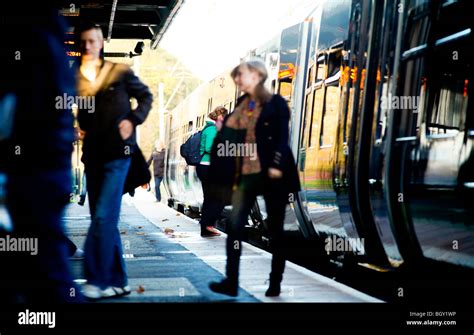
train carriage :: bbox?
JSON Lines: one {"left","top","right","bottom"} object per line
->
{"left": 164, "top": 0, "right": 473, "bottom": 273}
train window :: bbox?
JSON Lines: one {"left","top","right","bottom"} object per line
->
{"left": 320, "top": 51, "right": 342, "bottom": 147}
{"left": 305, "top": 91, "right": 315, "bottom": 148}
{"left": 229, "top": 101, "right": 233, "bottom": 113}
{"left": 427, "top": 36, "right": 470, "bottom": 135}
{"left": 344, "top": 89, "right": 355, "bottom": 144}
{"left": 207, "top": 98, "right": 213, "bottom": 113}
{"left": 428, "top": 80, "right": 467, "bottom": 135}
{"left": 403, "top": 0, "right": 472, "bottom": 136}
{"left": 315, "top": 54, "right": 326, "bottom": 86}
{"left": 320, "top": 85, "right": 339, "bottom": 147}
{"left": 311, "top": 88, "right": 325, "bottom": 147}
{"left": 326, "top": 51, "right": 342, "bottom": 84}
{"left": 307, "top": 64, "right": 315, "bottom": 89}
{"left": 188, "top": 121, "right": 193, "bottom": 133}
{"left": 279, "top": 81, "right": 293, "bottom": 100}
{"left": 396, "top": 1, "right": 432, "bottom": 139}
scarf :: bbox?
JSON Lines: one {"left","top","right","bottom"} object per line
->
{"left": 225, "top": 97, "right": 262, "bottom": 175}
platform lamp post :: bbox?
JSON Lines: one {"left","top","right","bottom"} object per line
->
{"left": 158, "top": 82, "right": 165, "bottom": 143}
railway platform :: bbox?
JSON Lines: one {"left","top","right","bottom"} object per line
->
{"left": 65, "top": 188, "right": 381, "bottom": 303}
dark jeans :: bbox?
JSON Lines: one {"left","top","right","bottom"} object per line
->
{"left": 196, "top": 164, "right": 225, "bottom": 231}
{"left": 1, "top": 170, "right": 81, "bottom": 303}
{"left": 84, "top": 157, "right": 131, "bottom": 289}
{"left": 154, "top": 175, "right": 163, "bottom": 201}
{"left": 226, "top": 176, "right": 287, "bottom": 284}
{"left": 80, "top": 172, "right": 87, "bottom": 198}
{"left": 65, "top": 236, "right": 78, "bottom": 256}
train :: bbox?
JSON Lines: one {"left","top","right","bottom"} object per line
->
{"left": 163, "top": 0, "right": 473, "bottom": 273}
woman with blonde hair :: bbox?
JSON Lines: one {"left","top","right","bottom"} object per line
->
{"left": 208, "top": 58, "right": 300, "bottom": 297}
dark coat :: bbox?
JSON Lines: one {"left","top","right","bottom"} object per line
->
{"left": 123, "top": 145, "right": 151, "bottom": 195}
{"left": 1, "top": 9, "right": 75, "bottom": 174}
{"left": 77, "top": 61, "right": 153, "bottom": 164}
{"left": 147, "top": 149, "right": 166, "bottom": 177}
{"left": 208, "top": 93, "right": 300, "bottom": 204}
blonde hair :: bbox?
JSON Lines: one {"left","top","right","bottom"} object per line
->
{"left": 231, "top": 58, "right": 272, "bottom": 103}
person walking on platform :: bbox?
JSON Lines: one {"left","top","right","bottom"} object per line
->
{"left": 196, "top": 107, "right": 228, "bottom": 237}
{"left": 147, "top": 140, "right": 166, "bottom": 202}
{"left": 208, "top": 58, "right": 300, "bottom": 297}
{"left": 0, "top": 6, "right": 82, "bottom": 303}
{"left": 76, "top": 22, "right": 153, "bottom": 299}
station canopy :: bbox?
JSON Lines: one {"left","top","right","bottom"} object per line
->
{"left": 57, "top": 0, "right": 183, "bottom": 49}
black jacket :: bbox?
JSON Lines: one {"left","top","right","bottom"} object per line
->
{"left": 77, "top": 61, "right": 153, "bottom": 164}
{"left": 1, "top": 8, "right": 75, "bottom": 174}
{"left": 208, "top": 94, "right": 300, "bottom": 203}
{"left": 147, "top": 149, "right": 166, "bottom": 177}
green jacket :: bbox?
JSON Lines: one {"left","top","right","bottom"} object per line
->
{"left": 200, "top": 121, "right": 217, "bottom": 164}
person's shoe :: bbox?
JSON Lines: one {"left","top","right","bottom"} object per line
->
{"left": 77, "top": 194, "right": 86, "bottom": 206}
{"left": 81, "top": 284, "right": 102, "bottom": 300}
{"left": 201, "top": 226, "right": 221, "bottom": 237}
{"left": 209, "top": 279, "right": 238, "bottom": 297}
{"left": 81, "top": 284, "right": 131, "bottom": 300}
{"left": 265, "top": 282, "right": 281, "bottom": 297}
{"left": 101, "top": 285, "right": 131, "bottom": 298}
{"left": 70, "top": 248, "right": 85, "bottom": 260}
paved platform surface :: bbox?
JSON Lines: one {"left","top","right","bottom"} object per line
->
{"left": 64, "top": 188, "right": 382, "bottom": 303}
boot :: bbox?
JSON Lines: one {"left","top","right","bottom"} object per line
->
{"left": 265, "top": 273, "right": 282, "bottom": 297}
{"left": 209, "top": 278, "right": 238, "bottom": 297}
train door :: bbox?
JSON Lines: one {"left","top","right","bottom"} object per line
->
{"left": 288, "top": 11, "right": 320, "bottom": 239}
{"left": 406, "top": 0, "right": 474, "bottom": 268}
{"left": 331, "top": 0, "right": 391, "bottom": 266}
{"left": 366, "top": 0, "right": 403, "bottom": 264}
{"left": 348, "top": 0, "right": 393, "bottom": 266}
{"left": 333, "top": 1, "right": 363, "bottom": 245}
{"left": 298, "top": 1, "right": 357, "bottom": 250}
{"left": 252, "top": 24, "right": 311, "bottom": 238}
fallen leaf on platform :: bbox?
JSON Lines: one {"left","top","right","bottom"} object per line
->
{"left": 161, "top": 218, "right": 169, "bottom": 222}
{"left": 164, "top": 227, "right": 174, "bottom": 234}
{"left": 137, "top": 285, "right": 145, "bottom": 294}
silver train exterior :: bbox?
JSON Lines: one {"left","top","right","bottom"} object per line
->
{"left": 163, "top": 0, "right": 474, "bottom": 272}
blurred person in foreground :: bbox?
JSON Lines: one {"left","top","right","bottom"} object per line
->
{"left": 0, "top": 6, "right": 82, "bottom": 303}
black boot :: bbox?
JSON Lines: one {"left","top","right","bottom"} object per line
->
{"left": 78, "top": 194, "right": 86, "bottom": 206}
{"left": 265, "top": 274, "right": 282, "bottom": 297}
{"left": 209, "top": 278, "right": 238, "bottom": 297}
